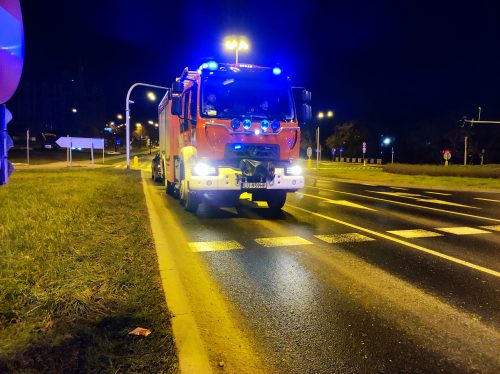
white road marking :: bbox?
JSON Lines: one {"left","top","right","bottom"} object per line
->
{"left": 387, "top": 229, "right": 443, "bottom": 239}
{"left": 436, "top": 227, "right": 492, "bottom": 235}
{"left": 315, "top": 233, "right": 375, "bottom": 243}
{"left": 389, "top": 186, "right": 408, "bottom": 190}
{"left": 255, "top": 236, "right": 313, "bottom": 248}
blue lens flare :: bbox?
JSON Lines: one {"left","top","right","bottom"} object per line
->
{"left": 234, "top": 144, "right": 242, "bottom": 150}
{"left": 272, "top": 67, "right": 282, "bottom": 75}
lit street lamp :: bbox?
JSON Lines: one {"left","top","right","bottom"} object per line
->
{"left": 117, "top": 114, "right": 123, "bottom": 120}
{"left": 147, "top": 92, "right": 156, "bottom": 101}
{"left": 71, "top": 108, "right": 77, "bottom": 113}
{"left": 316, "top": 110, "right": 334, "bottom": 168}
{"left": 224, "top": 36, "right": 250, "bottom": 64}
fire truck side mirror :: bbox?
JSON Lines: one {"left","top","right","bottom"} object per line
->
{"left": 299, "top": 104, "right": 312, "bottom": 124}
{"left": 302, "top": 89, "right": 311, "bottom": 103}
{"left": 171, "top": 96, "right": 182, "bottom": 116}
{"left": 172, "top": 81, "right": 184, "bottom": 94}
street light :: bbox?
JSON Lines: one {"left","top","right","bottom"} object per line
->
{"left": 147, "top": 92, "right": 156, "bottom": 101}
{"left": 71, "top": 108, "right": 77, "bottom": 113}
{"left": 224, "top": 36, "right": 250, "bottom": 64}
{"left": 117, "top": 114, "right": 123, "bottom": 120}
{"left": 316, "top": 110, "right": 334, "bottom": 168}
{"left": 148, "top": 120, "right": 154, "bottom": 125}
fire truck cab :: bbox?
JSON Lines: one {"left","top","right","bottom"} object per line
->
{"left": 158, "top": 61, "right": 311, "bottom": 213}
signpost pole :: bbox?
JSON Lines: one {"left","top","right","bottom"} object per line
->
{"left": 26, "top": 129, "right": 29, "bottom": 165}
{"left": 70, "top": 139, "right": 72, "bottom": 168}
{"left": 66, "top": 134, "right": 69, "bottom": 167}
{"left": 91, "top": 143, "right": 94, "bottom": 167}
{"left": 464, "top": 136, "right": 468, "bottom": 165}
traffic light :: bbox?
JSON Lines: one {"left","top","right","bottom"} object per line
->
{"left": 1, "top": 105, "right": 14, "bottom": 185}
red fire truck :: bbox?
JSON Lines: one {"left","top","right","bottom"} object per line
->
{"left": 156, "top": 61, "right": 311, "bottom": 213}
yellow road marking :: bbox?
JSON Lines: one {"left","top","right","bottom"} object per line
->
{"left": 367, "top": 191, "right": 423, "bottom": 198}
{"left": 299, "top": 192, "right": 376, "bottom": 211}
{"left": 367, "top": 191, "right": 477, "bottom": 208}
{"left": 189, "top": 240, "right": 243, "bottom": 252}
{"left": 425, "top": 191, "right": 452, "bottom": 196}
{"left": 480, "top": 225, "right": 500, "bottom": 232}
{"left": 315, "top": 233, "right": 375, "bottom": 243}
{"left": 474, "top": 197, "right": 500, "bottom": 203}
{"left": 436, "top": 227, "right": 492, "bottom": 235}
{"left": 304, "top": 186, "right": 500, "bottom": 223}
{"left": 255, "top": 236, "right": 312, "bottom": 248}
{"left": 387, "top": 229, "right": 443, "bottom": 239}
{"left": 286, "top": 204, "right": 500, "bottom": 278}
{"left": 415, "top": 198, "right": 478, "bottom": 209}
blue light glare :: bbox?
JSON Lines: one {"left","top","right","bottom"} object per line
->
{"left": 272, "top": 67, "right": 282, "bottom": 75}
{"left": 243, "top": 119, "right": 252, "bottom": 130}
{"left": 254, "top": 129, "right": 261, "bottom": 135}
{"left": 260, "top": 120, "right": 269, "bottom": 130}
{"left": 234, "top": 144, "right": 242, "bottom": 150}
{"left": 207, "top": 61, "right": 219, "bottom": 70}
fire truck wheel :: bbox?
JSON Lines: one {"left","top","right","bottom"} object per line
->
{"left": 266, "top": 191, "right": 287, "bottom": 210}
{"left": 166, "top": 181, "right": 175, "bottom": 196}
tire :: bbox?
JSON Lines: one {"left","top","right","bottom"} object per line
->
{"left": 266, "top": 191, "right": 287, "bottom": 210}
{"left": 166, "top": 180, "right": 175, "bottom": 196}
{"left": 179, "top": 162, "right": 199, "bottom": 213}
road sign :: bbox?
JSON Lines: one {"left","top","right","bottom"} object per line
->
{"left": 443, "top": 151, "right": 451, "bottom": 161}
{"left": 0, "top": 1, "right": 25, "bottom": 104}
{"left": 307, "top": 146, "right": 312, "bottom": 158}
{"left": 56, "top": 137, "right": 104, "bottom": 149}
{"left": 362, "top": 141, "right": 366, "bottom": 154}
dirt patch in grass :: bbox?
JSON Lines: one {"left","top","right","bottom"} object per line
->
{"left": 0, "top": 169, "right": 177, "bottom": 372}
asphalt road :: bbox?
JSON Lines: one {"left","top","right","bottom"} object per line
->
{"left": 139, "top": 161, "right": 500, "bottom": 373}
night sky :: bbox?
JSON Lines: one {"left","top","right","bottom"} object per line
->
{"left": 9, "top": 0, "right": 500, "bottom": 161}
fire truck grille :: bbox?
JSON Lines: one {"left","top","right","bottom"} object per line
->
{"left": 225, "top": 143, "right": 280, "bottom": 161}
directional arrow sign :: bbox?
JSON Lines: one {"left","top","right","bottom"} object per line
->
{"left": 56, "top": 137, "right": 104, "bottom": 149}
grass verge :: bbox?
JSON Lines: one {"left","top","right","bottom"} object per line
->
{"left": 383, "top": 163, "right": 500, "bottom": 178}
{"left": 305, "top": 164, "right": 500, "bottom": 191}
{"left": 0, "top": 169, "right": 177, "bottom": 372}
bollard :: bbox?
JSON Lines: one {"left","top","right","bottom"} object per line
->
{"left": 363, "top": 160, "right": 367, "bottom": 167}
{"left": 308, "top": 158, "right": 312, "bottom": 169}
{"left": 133, "top": 155, "right": 139, "bottom": 169}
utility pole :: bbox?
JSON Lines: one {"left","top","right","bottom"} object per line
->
{"left": 464, "top": 135, "right": 468, "bottom": 165}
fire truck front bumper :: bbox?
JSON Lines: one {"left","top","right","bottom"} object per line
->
{"left": 188, "top": 167, "right": 304, "bottom": 192}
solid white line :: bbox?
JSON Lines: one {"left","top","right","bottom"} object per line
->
{"left": 286, "top": 204, "right": 500, "bottom": 278}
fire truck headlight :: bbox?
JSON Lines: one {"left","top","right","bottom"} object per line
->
{"left": 243, "top": 119, "right": 252, "bottom": 130}
{"left": 260, "top": 120, "right": 269, "bottom": 131}
{"left": 271, "top": 120, "right": 280, "bottom": 132}
{"left": 286, "top": 165, "right": 302, "bottom": 176}
{"left": 193, "top": 162, "right": 217, "bottom": 176}
{"left": 231, "top": 118, "right": 240, "bottom": 130}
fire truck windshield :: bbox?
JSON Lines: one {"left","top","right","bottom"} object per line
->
{"left": 201, "top": 73, "right": 295, "bottom": 122}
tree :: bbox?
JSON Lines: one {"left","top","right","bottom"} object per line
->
{"left": 325, "top": 122, "right": 362, "bottom": 157}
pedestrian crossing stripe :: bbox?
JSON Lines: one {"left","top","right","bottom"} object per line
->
{"left": 254, "top": 236, "right": 313, "bottom": 248}
{"left": 315, "top": 233, "right": 374, "bottom": 243}
{"left": 436, "top": 227, "right": 492, "bottom": 235}
{"left": 479, "top": 225, "right": 500, "bottom": 232}
{"left": 189, "top": 240, "right": 243, "bottom": 252}
{"left": 387, "top": 229, "right": 443, "bottom": 239}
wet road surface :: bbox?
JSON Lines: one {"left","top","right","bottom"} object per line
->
{"left": 141, "top": 165, "right": 500, "bottom": 373}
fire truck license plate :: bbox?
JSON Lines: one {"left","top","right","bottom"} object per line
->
{"left": 242, "top": 182, "right": 267, "bottom": 189}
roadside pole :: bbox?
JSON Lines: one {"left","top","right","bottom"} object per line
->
{"left": 66, "top": 134, "right": 70, "bottom": 167}
{"left": 91, "top": 143, "right": 94, "bottom": 167}
{"left": 26, "top": 129, "right": 29, "bottom": 165}
{"left": 316, "top": 126, "right": 320, "bottom": 169}
{"left": 464, "top": 136, "right": 468, "bottom": 165}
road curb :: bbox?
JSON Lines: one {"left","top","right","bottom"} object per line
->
{"left": 141, "top": 173, "right": 212, "bottom": 373}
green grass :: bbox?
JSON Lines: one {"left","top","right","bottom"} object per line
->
{"left": 304, "top": 163, "right": 500, "bottom": 191}
{"left": 383, "top": 163, "right": 500, "bottom": 178}
{"left": 0, "top": 169, "right": 177, "bottom": 372}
